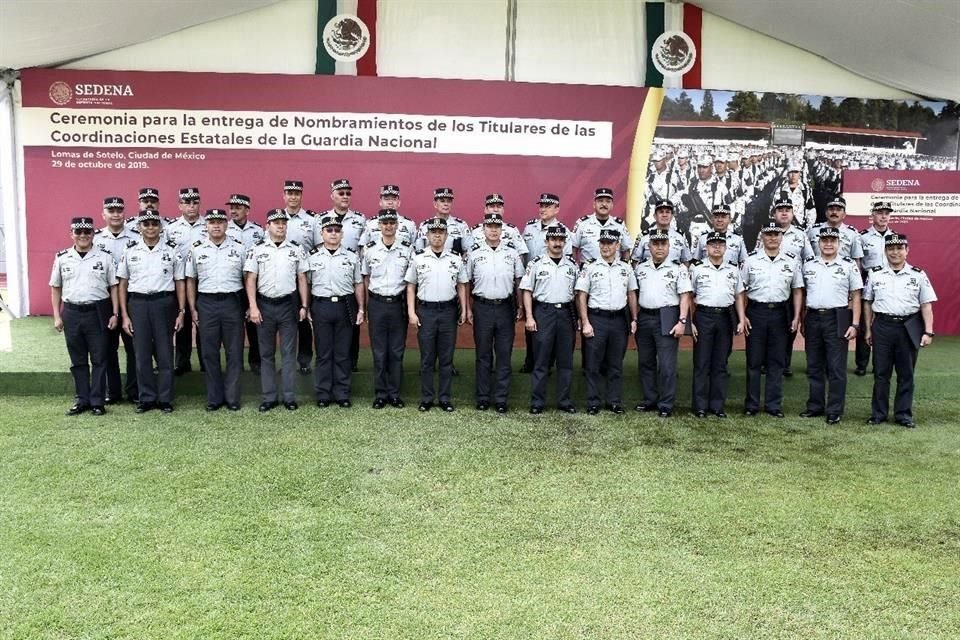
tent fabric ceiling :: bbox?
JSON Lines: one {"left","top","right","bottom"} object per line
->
{"left": 1, "top": 0, "right": 957, "bottom": 101}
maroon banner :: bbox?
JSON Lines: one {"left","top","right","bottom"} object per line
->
{"left": 845, "top": 169, "right": 960, "bottom": 334}
{"left": 20, "top": 68, "right": 648, "bottom": 315}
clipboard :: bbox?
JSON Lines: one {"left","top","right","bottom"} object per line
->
{"left": 904, "top": 313, "right": 925, "bottom": 350}
{"left": 835, "top": 308, "right": 854, "bottom": 338}
{"left": 659, "top": 306, "right": 693, "bottom": 336}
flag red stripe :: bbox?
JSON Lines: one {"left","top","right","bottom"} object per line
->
{"left": 682, "top": 3, "right": 702, "bottom": 89}
{"left": 357, "top": 0, "right": 378, "bottom": 76}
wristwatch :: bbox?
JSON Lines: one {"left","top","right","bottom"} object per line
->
{"left": 924, "top": 331, "right": 935, "bottom": 337}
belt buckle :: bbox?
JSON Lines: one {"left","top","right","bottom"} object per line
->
{"left": 330, "top": 296, "right": 339, "bottom": 302}
{"left": 766, "top": 303, "right": 776, "bottom": 309}
{"left": 553, "top": 303, "right": 562, "bottom": 308}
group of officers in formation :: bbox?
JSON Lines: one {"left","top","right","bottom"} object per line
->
{"left": 50, "top": 175, "right": 937, "bottom": 427}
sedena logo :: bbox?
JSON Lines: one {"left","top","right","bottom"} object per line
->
{"left": 48, "top": 81, "right": 72, "bottom": 105}
{"left": 49, "top": 81, "right": 134, "bottom": 106}
{"left": 870, "top": 178, "right": 885, "bottom": 192}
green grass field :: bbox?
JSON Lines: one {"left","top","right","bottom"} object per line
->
{"left": 1, "top": 317, "right": 958, "bottom": 638}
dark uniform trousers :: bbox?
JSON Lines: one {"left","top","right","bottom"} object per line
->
{"left": 128, "top": 292, "right": 177, "bottom": 404}
{"left": 745, "top": 302, "right": 788, "bottom": 412}
{"left": 584, "top": 309, "right": 628, "bottom": 407}
{"left": 804, "top": 308, "right": 849, "bottom": 415}
{"left": 368, "top": 294, "right": 407, "bottom": 401}
{"left": 310, "top": 296, "right": 354, "bottom": 402}
{"left": 244, "top": 300, "right": 260, "bottom": 370}
{"left": 63, "top": 299, "right": 111, "bottom": 407}
{"left": 105, "top": 322, "right": 138, "bottom": 401}
{"left": 531, "top": 301, "right": 576, "bottom": 409}
{"left": 692, "top": 307, "right": 734, "bottom": 413}
{"left": 175, "top": 319, "right": 202, "bottom": 371}
{"left": 871, "top": 314, "right": 920, "bottom": 422}
{"left": 197, "top": 292, "right": 244, "bottom": 407}
{"left": 293, "top": 292, "right": 313, "bottom": 369}
{"left": 417, "top": 299, "right": 458, "bottom": 404}
{"left": 472, "top": 296, "right": 515, "bottom": 405}
{"left": 635, "top": 307, "right": 680, "bottom": 412}
{"left": 258, "top": 295, "right": 299, "bottom": 403}
{"left": 783, "top": 299, "right": 798, "bottom": 371}
{"left": 349, "top": 322, "right": 361, "bottom": 370}
{"left": 855, "top": 314, "right": 871, "bottom": 372}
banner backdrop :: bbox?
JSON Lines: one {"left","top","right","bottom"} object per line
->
{"left": 20, "top": 69, "right": 649, "bottom": 315}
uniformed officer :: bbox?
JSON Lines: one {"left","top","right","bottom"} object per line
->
{"left": 863, "top": 234, "right": 937, "bottom": 428}
{"left": 415, "top": 187, "right": 472, "bottom": 256}
{"left": 520, "top": 193, "right": 573, "bottom": 373}
{"left": 740, "top": 220, "right": 804, "bottom": 417}
{"left": 689, "top": 232, "right": 746, "bottom": 418}
{"left": 762, "top": 197, "right": 813, "bottom": 377}
{"left": 94, "top": 196, "right": 139, "bottom": 403}
{"left": 855, "top": 200, "right": 896, "bottom": 376}
{"left": 358, "top": 185, "right": 417, "bottom": 246}
{"left": 225, "top": 193, "right": 264, "bottom": 374}
{"left": 361, "top": 208, "right": 413, "bottom": 408}
{"left": 184, "top": 208, "right": 246, "bottom": 411}
{"left": 800, "top": 227, "right": 863, "bottom": 424}
{"left": 572, "top": 187, "right": 633, "bottom": 262}
{"left": 464, "top": 211, "right": 524, "bottom": 412}
{"left": 521, "top": 224, "right": 578, "bottom": 414}
{"left": 469, "top": 194, "right": 529, "bottom": 260}
{"left": 124, "top": 187, "right": 165, "bottom": 233}
{"left": 405, "top": 217, "right": 468, "bottom": 412}
{"left": 117, "top": 209, "right": 186, "bottom": 414}
{"left": 631, "top": 199, "right": 692, "bottom": 264}
{"left": 576, "top": 228, "right": 638, "bottom": 415}
{"left": 806, "top": 196, "right": 863, "bottom": 267}
{"left": 50, "top": 216, "right": 119, "bottom": 416}
{"left": 244, "top": 209, "right": 310, "bottom": 412}
{"left": 307, "top": 213, "right": 364, "bottom": 408}
{"left": 776, "top": 164, "right": 817, "bottom": 229}
{"left": 167, "top": 187, "right": 207, "bottom": 376}
{"left": 692, "top": 203, "right": 748, "bottom": 265}
{"left": 633, "top": 229, "right": 693, "bottom": 417}
{"left": 281, "top": 179, "right": 317, "bottom": 375}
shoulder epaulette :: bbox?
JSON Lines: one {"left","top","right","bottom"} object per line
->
{"left": 346, "top": 247, "right": 356, "bottom": 253}
{"left": 400, "top": 240, "right": 411, "bottom": 247}
{"left": 309, "top": 247, "right": 320, "bottom": 255}
{"left": 165, "top": 240, "right": 177, "bottom": 248}
{"left": 690, "top": 259, "right": 703, "bottom": 266}
{"left": 748, "top": 249, "right": 757, "bottom": 256}
{"left": 578, "top": 214, "right": 590, "bottom": 221}
{"left": 126, "top": 240, "right": 138, "bottom": 248}
{"left": 671, "top": 259, "right": 682, "bottom": 265}
{"left": 415, "top": 249, "right": 425, "bottom": 255}
{"left": 164, "top": 217, "right": 175, "bottom": 224}
{"left": 471, "top": 242, "right": 481, "bottom": 251}
{"left": 585, "top": 258, "right": 596, "bottom": 264}
{"left": 698, "top": 229, "right": 709, "bottom": 236}
{"left": 192, "top": 240, "right": 203, "bottom": 247}
{"left": 911, "top": 266, "right": 922, "bottom": 273}
{"left": 231, "top": 237, "right": 243, "bottom": 244}
{"left": 860, "top": 228, "right": 871, "bottom": 235}
{"left": 526, "top": 218, "right": 537, "bottom": 225}
{"left": 870, "top": 266, "right": 882, "bottom": 272}
{"left": 305, "top": 210, "right": 316, "bottom": 216}
{"left": 472, "top": 223, "right": 482, "bottom": 231}
{"left": 728, "top": 260, "right": 738, "bottom": 266}
{"left": 785, "top": 252, "right": 796, "bottom": 259}
{"left": 289, "top": 240, "right": 300, "bottom": 246}
{"left": 842, "top": 256, "right": 853, "bottom": 262}
{"left": 451, "top": 216, "right": 464, "bottom": 223}
{"left": 125, "top": 216, "right": 138, "bottom": 223}
{"left": 366, "top": 240, "right": 377, "bottom": 249}
{"left": 804, "top": 256, "right": 815, "bottom": 262}
{"left": 94, "top": 229, "right": 104, "bottom": 235}
{"left": 249, "top": 220, "right": 263, "bottom": 228}
{"left": 254, "top": 240, "right": 266, "bottom": 246}
{"left": 56, "top": 249, "right": 68, "bottom": 257}
{"left": 613, "top": 216, "right": 624, "bottom": 224}
{"left": 505, "top": 240, "right": 516, "bottom": 250}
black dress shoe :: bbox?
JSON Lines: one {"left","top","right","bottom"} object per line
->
{"left": 744, "top": 409, "right": 758, "bottom": 417}
{"left": 694, "top": 410, "right": 707, "bottom": 418}
{"left": 587, "top": 406, "right": 600, "bottom": 415}
{"left": 607, "top": 404, "right": 625, "bottom": 415}
{"left": 90, "top": 406, "right": 105, "bottom": 416}
{"left": 559, "top": 405, "right": 577, "bottom": 414}
{"left": 476, "top": 401, "right": 490, "bottom": 411}
{"left": 530, "top": 406, "right": 543, "bottom": 415}
{"left": 766, "top": 409, "right": 785, "bottom": 418}
{"left": 783, "top": 368, "right": 793, "bottom": 378}
{"left": 896, "top": 418, "right": 916, "bottom": 429}
{"left": 634, "top": 403, "right": 657, "bottom": 412}
{"left": 206, "top": 403, "right": 223, "bottom": 412}
{"left": 135, "top": 402, "right": 155, "bottom": 414}
{"left": 298, "top": 366, "right": 311, "bottom": 375}
{"left": 439, "top": 402, "right": 455, "bottom": 412}
{"left": 389, "top": 397, "right": 405, "bottom": 408}
{"left": 866, "top": 417, "right": 885, "bottom": 425}
{"left": 66, "top": 404, "right": 89, "bottom": 416}
{"left": 799, "top": 410, "right": 824, "bottom": 418}
{"left": 284, "top": 401, "right": 298, "bottom": 411}
{"left": 259, "top": 401, "right": 277, "bottom": 412}
{"left": 658, "top": 410, "right": 672, "bottom": 418}
{"left": 418, "top": 402, "right": 432, "bottom": 412}
{"left": 337, "top": 399, "right": 352, "bottom": 408}
{"left": 316, "top": 400, "right": 330, "bottom": 408}
{"left": 227, "top": 404, "right": 241, "bottom": 411}
{"left": 495, "top": 404, "right": 508, "bottom": 414}
{"left": 372, "top": 399, "right": 386, "bottom": 409}
{"left": 854, "top": 368, "right": 866, "bottom": 376}
{"left": 159, "top": 403, "right": 174, "bottom": 414}
{"left": 826, "top": 415, "right": 841, "bottom": 425}
{"left": 714, "top": 411, "right": 728, "bottom": 419}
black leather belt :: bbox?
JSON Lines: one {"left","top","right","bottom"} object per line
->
{"left": 588, "top": 307, "right": 626, "bottom": 317}
{"left": 312, "top": 295, "right": 349, "bottom": 303}
{"left": 637, "top": 307, "right": 658, "bottom": 316}
{"left": 698, "top": 306, "right": 732, "bottom": 314}
{"left": 417, "top": 299, "right": 457, "bottom": 308}
{"left": 876, "top": 312, "right": 916, "bottom": 323}
{"left": 808, "top": 306, "right": 844, "bottom": 314}
{"left": 535, "top": 300, "right": 572, "bottom": 309}
{"left": 370, "top": 292, "right": 403, "bottom": 303}
{"left": 64, "top": 299, "right": 109, "bottom": 311}
{"left": 199, "top": 291, "right": 242, "bottom": 300}
{"left": 257, "top": 293, "right": 293, "bottom": 304}
{"left": 129, "top": 292, "right": 173, "bottom": 300}
{"left": 472, "top": 295, "right": 511, "bottom": 305}
{"left": 752, "top": 301, "right": 787, "bottom": 308}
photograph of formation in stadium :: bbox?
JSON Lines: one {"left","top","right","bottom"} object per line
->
{"left": 649, "top": 89, "right": 958, "bottom": 245}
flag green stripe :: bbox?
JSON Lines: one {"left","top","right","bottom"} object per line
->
{"left": 315, "top": 0, "right": 339, "bottom": 75}
{"left": 644, "top": 2, "right": 665, "bottom": 87}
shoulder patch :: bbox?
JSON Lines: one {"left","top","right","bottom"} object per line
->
{"left": 289, "top": 240, "right": 300, "bottom": 246}
{"left": 231, "top": 237, "right": 243, "bottom": 244}
{"left": 690, "top": 259, "right": 703, "bottom": 266}
{"left": 805, "top": 256, "right": 815, "bottom": 262}
{"left": 94, "top": 229, "right": 104, "bottom": 235}
{"left": 192, "top": 240, "right": 203, "bottom": 247}
{"left": 785, "top": 252, "right": 796, "bottom": 259}
{"left": 728, "top": 260, "right": 738, "bottom": 266}
{"left": 401, "top": 240, "right": 411, "bottom": 247}
{"left": 56, "top": 249, "right": 68, "bottom": 257}
{"left": 164, "top": 217, "right": 175, "bottom": 224}
{"left": 366, "top": 240, "right": 376, "bottom": 248}
{"left": 505, "top": 240, "right": 516, "bottom": 249}
{"left": 255, "top": 240, "right": 266, "bottom": 246}
{"left": 165, "top": 240, "right": 177, "bottom": 248}
{"left": 415, "top": 249, "right": 425, "bottom": 255}
{"left": 911, "top": 266, "right": 922, "bottom": 273}
{"left": 748, "top": 249, "right": 757, "bottom": 256}
{"left": 671, "top": 259, "right": 682, "bottom": 265}
{"left": 842, "top": 256, "right": 853, "bottom": 262}
{"left": 527, "top": 219, "right": 537, "bottom": 225}
{"left": 870, "top": 266, "right": 882, "bottom": 272}
{"left": 346, "top": 247, "right": 356, "bottom": 253}
{"left": 471, "top": 242, "right": 481, "bottom": 251}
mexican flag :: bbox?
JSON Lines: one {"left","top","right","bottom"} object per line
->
{"left": 315, "top": 0, "right": 378, "bottom": 76}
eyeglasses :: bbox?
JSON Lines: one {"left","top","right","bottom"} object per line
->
{"left": 324, "top": 227, "right": 342, "bottom": 233}
{"left": 72, "top": 229, "right": 93, "bottom": 235}
{"left": 336, "top": 191, "right": 351, "bottom": 196}
{"left": 140, "top": 220, "right": 162, "bottom": 227}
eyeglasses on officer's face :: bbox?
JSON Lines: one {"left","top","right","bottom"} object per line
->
{"left": 140, "top": 220, "right": 162, "bottom": 227}
{"left": 72, "top": 229, "right": 93, "bottom": 235}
